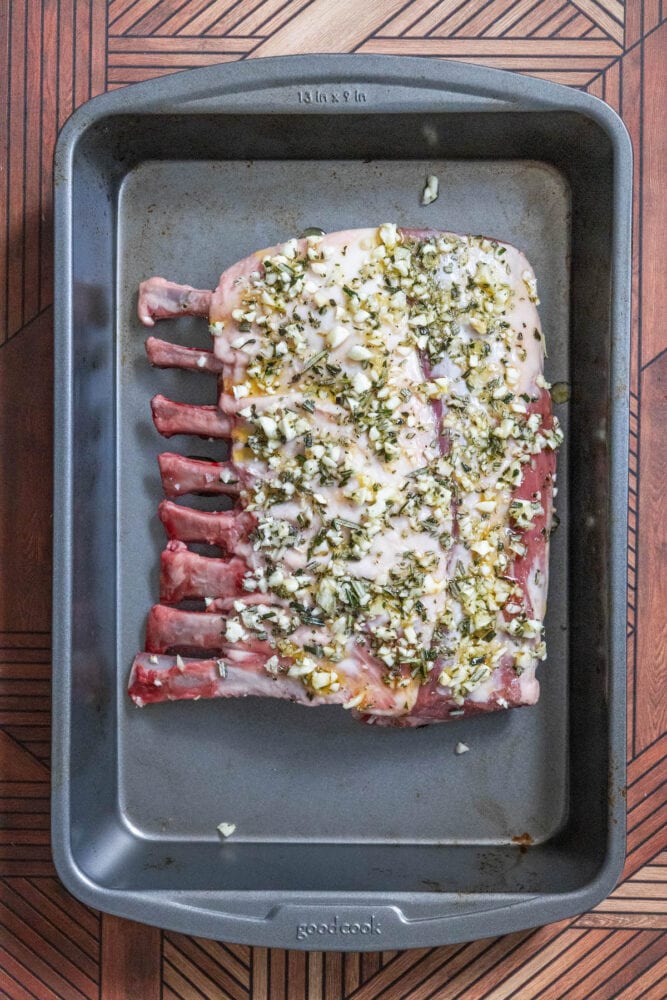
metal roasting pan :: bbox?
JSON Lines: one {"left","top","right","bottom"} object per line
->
{"left": 52, "top": 55, "right": 632, "bottom": 950}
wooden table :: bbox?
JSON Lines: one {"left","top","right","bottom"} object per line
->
{"left": 0, "top": 2, "right": 665, "bottom": 997}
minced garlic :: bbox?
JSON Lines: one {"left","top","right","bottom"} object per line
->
{"left": 216, "top": 226, "right": 562, "bottom": 704}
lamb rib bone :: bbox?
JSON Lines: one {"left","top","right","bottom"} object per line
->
{"left": 158, "top": 453, "right": 242, "bottom": 498}
{"left": 159, "top": 541, "right": 248, "bottom": 604}
{"left": 146, "top": 336, "right": 223, "bottom": 373}
{"left": 151, "top": 394, "right": 232, "bottom": 439}
{"left": 158, "top": 501, "right": 255, "bottom": 551}
{"left": 138, "top": 277, "right": 212, "bottom": 326}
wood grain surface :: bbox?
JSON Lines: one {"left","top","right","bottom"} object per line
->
{"left": 1, "top": 1, "right": 665, "bottom": 997}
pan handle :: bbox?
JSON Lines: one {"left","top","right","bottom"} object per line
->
{"left": 121, "top": 54, "right": 567, "bottom": 116}
{"left": 253, "top": 897, "right": 539, "bottom": 950}
{"left": 114, "top": 891, "right": 542, "bottom": 951}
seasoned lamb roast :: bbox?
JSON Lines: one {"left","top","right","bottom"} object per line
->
{"left": 129, "top": 225, "right": 562, "bottom": 726}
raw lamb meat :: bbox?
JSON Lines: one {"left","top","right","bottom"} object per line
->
{"left": 129, "top": 225, "right": 562, "bottom": 725}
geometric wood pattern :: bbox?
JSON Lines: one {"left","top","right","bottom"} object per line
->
{"left": 0, "top": 1, "right": 665, "bottom": 996}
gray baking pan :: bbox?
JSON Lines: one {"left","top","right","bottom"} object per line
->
{"left": 52, "top": 55, "right": 631, "bottom": 950}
